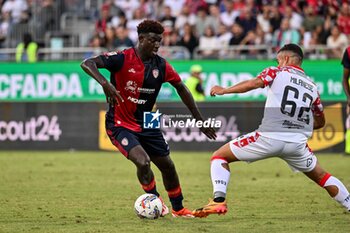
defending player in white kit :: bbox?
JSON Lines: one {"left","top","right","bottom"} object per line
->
{"left": 192, "top": 44, "right": 350, "bottom": 217}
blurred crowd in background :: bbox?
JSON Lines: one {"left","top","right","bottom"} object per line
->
{"left": 0, "top": 0, "right": 349, "bottom": 59}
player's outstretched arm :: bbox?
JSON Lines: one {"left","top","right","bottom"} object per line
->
{"left": 172, "top": 81, "right": 217, "bottom": 140}
{"left": 210, "top": 77, "right": 264, "bottom": 96}
{"left": 80, "top": 56, "right": 123, "bottom": 105}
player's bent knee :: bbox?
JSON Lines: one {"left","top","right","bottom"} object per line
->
{"left": 132, "top": 155, "right": 151, "bottom": 169}
{"left": 136, "top": 160, "right": 151, "bottom": 172}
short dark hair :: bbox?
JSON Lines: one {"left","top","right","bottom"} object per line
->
{"left": 137, "top": 20, "right": 164, "bottom": 35}
{"left": 278, "top": 43, "right": 304, "bottom": 60}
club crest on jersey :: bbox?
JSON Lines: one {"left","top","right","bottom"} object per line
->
{"left": 121, "top": 137, "right": 129, "bottom": 146}
{"left": 125, "top": 80, "right": 137, "bottom": 93}
{"left": 152, "top": 69, "right": 159, "bottom": 78}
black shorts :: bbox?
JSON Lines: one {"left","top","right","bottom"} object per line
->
{"left": 106, "top": 124, "right": 170, "bottom": 158}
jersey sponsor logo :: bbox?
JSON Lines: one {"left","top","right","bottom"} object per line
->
{"left": 143, "top": 110, "right": 162, "bottom": 129}
{"left": 128, "top": 68, "right": 136, "bottom": 73}
{"left": 125, "top": 81, "right": 137, "bottom": 93}
{"left": 152, "top": 69, "right": 159, "bottom": 78}
{"left": 125, "top": 81, "right": 155, "bottom": 94}
{"left": 282, "top": 120, "right": 305, "bottom": 129}
{"left": 138, "top": 87, "right": 155, "bottom": 94}
{"left": 127, "top": 96, "right": 147, "bottom": 104}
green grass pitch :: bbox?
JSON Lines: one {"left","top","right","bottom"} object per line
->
{"left": 0, "top": 151, "right": 349, "bottom": 233}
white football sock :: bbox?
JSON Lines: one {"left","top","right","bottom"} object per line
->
{"left": 324, "top": 176, "right": 350, "bottom": 210}
{"left": 211, "top": 158, "right": 230, "bottom": 199}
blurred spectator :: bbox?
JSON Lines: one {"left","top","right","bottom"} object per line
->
{"left": 139, "top": 0, "right": 153, "bottom": 18}
{"left": 269, "top": 5, "right": 282, "bottom": 33}
{"left": 220, "top": 0, "right": 240, "bottom": 28}
{"left": 164, "top": 0, "right": 185, "bottom": 16}
{"left": 272, "top": 18, "right": 300, "bottom": 49}
{"left": 199, "top": 25, "right": 219, "bottom": 59}
{"left": 96, "top": 4, "right": 112, "bottom": 37}
{"left": 84, "top": 34, "right": 103, "bottom": 59}
{"left": 152, "top": 0, "right": 167, "bottom": 20}
{"left": 245, "top": 0, "right": 259, "bottom": 15}
{"left": 207, "top": 4, "right": 221, "bottom": 34}
{"left": 283, "top": 6, "right": 303, "bottom": 30}
{"left": 255, "top": 24, "right": 271, "bottom": 46}
{"left": 317, "top": 16, "right": 331, "bottom": 45}
{"left": 229, "top": 23, "right": 245, "bottom": 45}
{"left": 127, "top": 8, "right": 145, "bottom": 43}
{"left": 113, "top": 25, "right": 134, "bottom": 48}
{"left": 159, "top": 5, "right": 176, "bottom": 30}
{"left": 162, "top": 31, "right": 179, "bottom": 47}
{"left": 232, "top": 0, "right": 245, "bottom": 12}
{"left": 104, "top": 26, "right": 115, "bottom": 51}
{"left": 326, "top": 26, "right": 348, "bottom": 58}
{"left": 185, "top": 64, "right": 205, "bottom": 101}
{"left": 216, "top": 23, "right": 231, "bottom": 48}
{"left": 1, "top": 0, "right": 28, "bottom": 24}
{"left": 64, "top": 0, "right": 87, "bottom": 17}
{"left": 15, "top": 32, "right": 38, "bottom": 62}
{"left": 30, "top": 0, "right": 59, "bottom": 42}
{"left": 175, "top": 5, "right": 196, "bottom": 35}
{"left": 0, "top": 11, "right": 10, "bottom": 48}
{"left": 337, "top": 2, "right": 350, "bottom": 35}
{"left": 185, "top": 0, "right": 207, "bottom": 14}
{"left": 205, "top": 0, "right": 217, "bottom": 5}
{"left": 235, "top": 6, "right": 257, "bottom": 34}
{"left": 111, "top": 11, "right": 128, "bottom": 28}
{"left": 194, "top": 6, "right": 216, "bottom": 36}
{"left": 108, "top": 2, "right": 124, "bottom": 18}
{"left": 177, "top": 23, "right": 198, "bottom": 59}
{"left": 239, "top": 30, "right": 257, "bottom": 54}
{"left": 301, "top": 5, "right": 323, "bottom": 35}
{"left": 257, "top": 5, "right": 271, "bottom": 34}
{"left": 115, "top": 0, "right": 140, "bottom": 20}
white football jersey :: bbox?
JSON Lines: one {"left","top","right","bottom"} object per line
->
{"left": 257, "top": 65, "right": 324, "bottom": 143}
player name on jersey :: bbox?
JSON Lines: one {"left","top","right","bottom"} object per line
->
{"left": 290, "top": 77, "right": 314, "bottom": 92}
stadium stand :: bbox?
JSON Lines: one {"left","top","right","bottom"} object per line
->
{"left": 0, "top": 0, "right": 349, "bottom": 61}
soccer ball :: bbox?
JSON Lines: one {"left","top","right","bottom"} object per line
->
{"left": 134, "top": 193, "right": 163, "bottom": 219}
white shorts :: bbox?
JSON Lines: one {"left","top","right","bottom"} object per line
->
{"left": 229, "top": 132, "right": 317, "bottom": 172}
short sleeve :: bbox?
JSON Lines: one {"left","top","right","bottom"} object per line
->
{"left": 341, "top": 47, "right": 350, "bottom": 69}
{"left": 100, "top": 51, "right": 124, "bottom": 72}
{"left": 164, "top": 61, "right": 181, "bottom": 84}
{"left": 312, "top": 92, "right": 324, "bottom": 116}
{"left": 257, "top": 66, "right": 279, "bottom": 87}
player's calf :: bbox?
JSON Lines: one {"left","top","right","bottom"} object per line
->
{"left": 319, "top": 173, "right": 350, "bottom": 212}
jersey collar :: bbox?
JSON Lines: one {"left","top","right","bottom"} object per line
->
{"left": 278, "top": 65, "right": 305, "bottom": 73}
{"left": 287, "top": 65, "right": 304, "bottom": 73}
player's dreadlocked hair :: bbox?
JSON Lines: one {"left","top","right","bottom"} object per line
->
{"left": 278, "top": 43, "right": 304, "bottom": 60}
{"left": 137, "top": 20, "right": 164, "bottom": 35}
